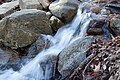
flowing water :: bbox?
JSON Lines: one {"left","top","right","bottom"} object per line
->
{"left": 0, "top": 7, "right": 92, "bottom": 80}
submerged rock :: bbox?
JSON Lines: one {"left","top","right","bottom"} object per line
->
{"left": 49, "top": 0, "right": 79, "bottom": 23}
{"left": 0, "top": 9, "right": 52, "bottom": 49}
{"left": 28, "top": 35, "right": 51, "bottom": 56}
{"left": 0, "top": 46, "right": 19, "bottom": 71}
{"left": 39, "top": 54, "right": 57, "bottom": 79}
{"left": 0, "top": 1, "right": 19, "bottom": 19}
{"left": 58, "top": 36, "right": 94, "bottom": 79}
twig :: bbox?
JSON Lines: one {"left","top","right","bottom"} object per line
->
{"left": 69, "top": 53, "right": 96, "bottom": 80}
{"left": 82, "top": 55, "right": 98, "bottom": 80}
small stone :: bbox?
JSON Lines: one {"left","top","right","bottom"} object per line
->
{"left": 46, "top": 12, "right": 52, "bottom": 19}
{"left": 101, "top": 9, "right": 111, "bottom": 15}
{"left": 50, "top": 16, "right": 64, "bottom": 32}
{"left": 87, "top": 28, "right": 103, "bottom": 35}
{"left": 90, "top": 6, "right": 101, "bottom": 14}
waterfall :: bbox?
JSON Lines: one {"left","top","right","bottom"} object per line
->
{"left": 0, "top": 6, "right": 92, "bottom": 80}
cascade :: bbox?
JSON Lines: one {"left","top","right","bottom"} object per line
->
{"left": 0, "top": 6, "right": 92, "bottom": 80}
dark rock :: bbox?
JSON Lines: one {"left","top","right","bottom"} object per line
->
{"left": 110, "top": 17, "right": 120, "bottom": 36}
{"left": 87, "top": 28, "right": 103, "bottom": 35}
{"left": 87, "top": 19, "right": 105, "bottom": 35}
{"left": 106, "top": 4, "right": 120, "bottom": 14}
{"left": 108, "top": 0, "right": 120, "bottom": 4}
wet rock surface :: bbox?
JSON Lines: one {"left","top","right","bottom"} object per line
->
{"left": 28, "top": 35, "right": 51, "bottom": 56}
{"left": 39, "top": 54, "right": 57, "bottom": 79}
{"left": 58, "top": 36, "right": 94, "bottom": 79}
{"left": 0, "top": 0, "right": 120, "bottom": 80}
{"left": 0, "top": 44, "right": 20, "bottom": 71}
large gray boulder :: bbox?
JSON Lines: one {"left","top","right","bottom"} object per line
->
{"left": 0, "top": 1, "right": 19, "bottom": 19}
{"left": 58, "top": 36, "right": 94, "bottom": 79}
{"left": 110, "top": 17, "right": 120, "bottom": 36}
{"left": 0, "top": 9, "right": 52, "bottom": 49}
{"left": 19, "top": 0, "right": 43, "bottom": 10}
{"left": 49, "top": 0, "right": 79, "bottom": 23}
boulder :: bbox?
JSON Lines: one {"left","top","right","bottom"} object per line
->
{"left": 19, "top": 0, "right": 42, "bottom": 10}
{"left": 0, "top": 46, "right": 19, "bottom": 70}
{"left": 0, "top": 48, "right": 11, "bottom": 66}
{"left": 101, "top": 9, "right": 111, "bottom": 15}
{"left": 50, "top": 16, "right": 64, "bottom": 32}
{"left": 0, "top": 9, "right": 52, "bottom": 49}
{"left": 58, "top": 36, "right": 94, "bottom": 79}
{"left": 49, "top": 0, "right": 79, "bottom": 23}
{"left": 38, "top": 0, "right": 53, "bottom": 9}
{"left": 87, "top": 19, "right": 105, "bottom": 35}
{"left": 28, "top": 35, "right": 47, "bottom": 56}
{"left": 0, "top": 1, "right": 19, "bottom": 19}
{"left": 110, "top": 17, "right": 120, "bottom": 36}
{"left": 106, "top": 4, "right": 120, "bottom": 14}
